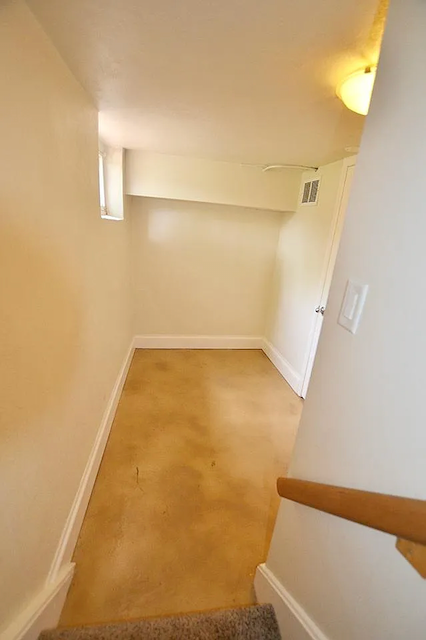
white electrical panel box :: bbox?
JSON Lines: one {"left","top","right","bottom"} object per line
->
{"left": 338, "top": 280, "right": 369, "bottom": 334}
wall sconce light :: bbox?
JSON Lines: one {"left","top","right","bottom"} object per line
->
{"left": 337, "top": 66, "right": 377, "bottom": 115}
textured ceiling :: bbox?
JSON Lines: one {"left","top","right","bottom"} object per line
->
{"left": 27, "top": 0, "right": 385, "bottom": 166}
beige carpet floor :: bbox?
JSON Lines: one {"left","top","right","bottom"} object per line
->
{"left": 60, "top": 350, "right": 303, "bottom": 626}
{"left": 50, "top": 605, "right": 280, "bottom": 640}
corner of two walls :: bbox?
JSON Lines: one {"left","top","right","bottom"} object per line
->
{"left": 125, "top": 152, "right": 303, "bottom": 346}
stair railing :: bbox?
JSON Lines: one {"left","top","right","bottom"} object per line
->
{"left": 276, "top": 477, "right": 426, "bottom": 577}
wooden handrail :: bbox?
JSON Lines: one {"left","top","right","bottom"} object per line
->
{"left": 277, "top": 477, "right": 426, "bottom": 546}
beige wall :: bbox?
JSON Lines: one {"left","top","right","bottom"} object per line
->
{"left": 0, "top": 1, "right": 132, "bottom": 629}
{"left": 130, "top": 197, "right": 283, "bottom": 337}
{"left": 266, "top": 1, "right": 426, "bottom": 638}
{"left": 266, "top": 159, "right": 345, "bottom": 392}
{"left": 126, "top": 150, "right": 303, "bottom": 213}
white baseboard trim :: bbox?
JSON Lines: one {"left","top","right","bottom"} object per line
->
{"left": 262, "top": 339, "right": 303, "bottom": 397}
{"left": 47, "top": 341, "right": 135, "bottom": 584}
{"left": 1, "top": 564, "right": 74, "bottom": 640}
{"left": 133, "top": 335, "right": 264, "bottom": 349}
{"left": 254, "top": 564, "right": 329, "bottom": 640}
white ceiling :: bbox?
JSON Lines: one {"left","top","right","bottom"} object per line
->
{"left": 27, "top": 0, "right": 384, "bottom": 166}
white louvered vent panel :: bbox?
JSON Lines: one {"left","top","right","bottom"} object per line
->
{"left": 309, "top": 179, "right": 320, "bottom": 203}
{"left": 300, "top": 177, "right": 321, "bottom": 206}
{"left": 301, "top": 181, "right": 311, "bottom": 204}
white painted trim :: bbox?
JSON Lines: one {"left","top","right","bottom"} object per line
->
{"left": 47, "top": 341, "right": 135, "bottom": 583}
{"left": 262, "top": 339, "right": 303, "bottom": 396}
{"left": 133, "top": 335, "right": 264, "bottom": 349}
{"left": 1, "top": 564, "right": 74, "bottom": 640}
{"left": 254, "top": 564, "right": 329, "bottom": 640}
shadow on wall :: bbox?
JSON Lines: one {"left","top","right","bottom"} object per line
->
{"left": 0, "top": 219, "right": 81, "bottom": 444}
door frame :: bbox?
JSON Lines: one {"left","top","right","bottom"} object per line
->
{"left": 300, "top": 155, "right": 357, "bottom": 398}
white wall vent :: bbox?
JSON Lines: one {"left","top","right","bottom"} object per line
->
{"left": 301, "top": 177, "right": 321, "bottom": 206}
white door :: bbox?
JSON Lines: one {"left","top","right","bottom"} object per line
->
{"left": 300, "top": 159, "right": 356, "bottom": 398}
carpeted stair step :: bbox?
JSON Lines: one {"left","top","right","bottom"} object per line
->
{"left": 40, "top": 604, "right": 281, "bottom": 640}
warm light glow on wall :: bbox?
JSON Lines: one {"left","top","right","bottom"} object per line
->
{"left": 337, "top": 67, "right": 377, "bottom": 116}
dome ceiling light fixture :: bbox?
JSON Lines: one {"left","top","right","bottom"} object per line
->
{"left": 337, "top": 66, "right": 377, "bottom": 116}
